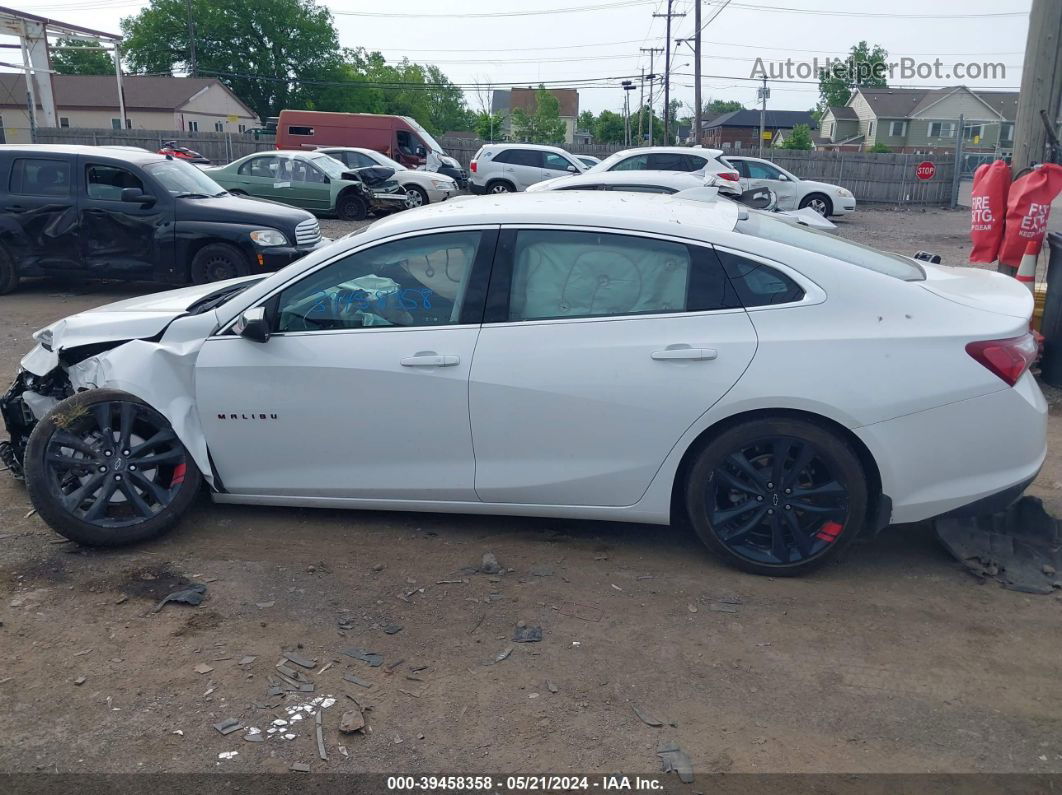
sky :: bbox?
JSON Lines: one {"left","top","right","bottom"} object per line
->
{"left": 5, "top": 0, "right": 1034, "bottom": 120}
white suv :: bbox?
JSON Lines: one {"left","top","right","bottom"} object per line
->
{"left": 585, "top": 146, "right": 739, "bottom": 182}
{"left": 470, "top": 143, "right": 586, "bottom": 193}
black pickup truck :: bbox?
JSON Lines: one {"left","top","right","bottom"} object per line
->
{"left": 0, "top": 145, "right": 326, "bottom": 294}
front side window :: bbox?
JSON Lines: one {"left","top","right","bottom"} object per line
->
{"left": 10, "top": 158, "right": 71, "bottom": 197}
{"left": 277, "top": 231, "right": 484, "bottom": 332}
{"left": 745, "top": 161, "right": 784, "bottom": 180}
{"left": 85, "top": 164, "right": 144, "bottom": 201}
{"left": 611, "top": 154, "right": 649, "bottom": 171}
{"left": 308, "top": 155, "right": 345, "bottom": 180}
{"left": 507, "top": 230, "right": 691, "bottom": 321}
{"left": 543, "top": 152, "right": 575, "bottom": 171}
{"left": 292, "top": 159, "right": 326, "bottom": 183}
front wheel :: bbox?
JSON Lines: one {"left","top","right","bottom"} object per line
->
{"left": 685, "top": 418, "right": 867, "bottom": 576}
{"left": 191, "top": 243, "right": 250, "bottom": 284}
{"left": 486, "top": 180, "right": 515, "bottom": 194}
{"left": 799, "top": 193, "right": 833, "bottom": 217}
{"left": 337, "top": 193, "right": 368, "bottom": 221}
{"left": 24, "top": 389, "right": 202, "bottom": 547}
{"left": 404, "top": 185, "right": 429, "bottom": 208}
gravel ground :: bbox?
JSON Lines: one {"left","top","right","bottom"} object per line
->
{"left": 2, "top": 203, "right": 1062, "bottom": 780}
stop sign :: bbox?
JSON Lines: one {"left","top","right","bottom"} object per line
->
{"left": 916, "top": 161, "right": 936, "bottom": 180}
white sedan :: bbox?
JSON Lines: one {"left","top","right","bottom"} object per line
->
{"left": 317, "top": 146, "right": 457, "bottom": 207}
{"left": 1, "top": 193, "right": 1044, "bottom": 576}
{"left": 724, "top": 156, "right": 856, "bottom": 217}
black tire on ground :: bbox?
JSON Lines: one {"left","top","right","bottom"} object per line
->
{"left": 486, "top": 180, "right": 515, "bottom": 194}
{"left": 190, "top": 242, "right": 251, "bottom": 284}
{"left": 684, "top": 417, "right": 868, "bottom": 576}
{"left": 337, "top": 192, "right": 369, "bottom": 221}
{"left": 24, "top": 389, "right": 202, "bottom": 547}
{"left": 799, "top": 193, "right": 833, "bottom": 217}
{"left": 0, "top": 245, "right": 19, "bottom": 294}
{"left": 404, "top": 185, "right": 429, "bottom": 208}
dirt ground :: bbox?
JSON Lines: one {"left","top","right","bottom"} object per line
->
{"left": 2, "top": 205, "right": 1062, "bottom": 780}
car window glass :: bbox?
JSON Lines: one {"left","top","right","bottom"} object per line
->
{"left": 715, "top": 250, "right": 805, "bottom": 306}
{"left": 509, "top": 149, "right": 543, "bottom": 167}
{"left": 10, "top": 158, "right": 71, "bottom": 197}
{"left": 543, "top": 152, "right": 574, "bottom": 171}
{"left": 348, "top": 152, "right": 378, "bottom": 169}
{"left": 646, "top": 153, "right": 689, "bottom": 171}
{"left": 292, "top": 159, "right": 326, "bottom": 183}
{"left": 309, "top": 155, "right": 345, "bottom": 180}
{"left": 736, "top": 211, "right": 925, "bottom": 281}
{"left": 728, "top": 158, "right": 749, "bottom": 178}
{"left": 277, "top": 231, "right": 484, "bottom": 332}
{"left": 490, "top": 149, "right": 512, "bottom": 165}
{"left": 85, "top": 164, "right": 144, "bottom": 200}
{"left": 684, "top": 155, "right": 708, "bottom": 171}
{"left": 509, "top": 230, "right": 690, "bottom": 321}
{"left": 241, "top": 156, "right": 278, "bottom": 178}
{"left": 610, "top": 154, "right": 649, "bottom": 171}
{"left": 746, "top": 161, "right": 783, "bottom": 180}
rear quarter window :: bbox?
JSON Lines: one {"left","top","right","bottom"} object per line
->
{"left": 715, "top": 250, "right": 805, "bottom": 307}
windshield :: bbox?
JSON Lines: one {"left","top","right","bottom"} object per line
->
{"left": 737, "top": 211, "right": 925, "bottom": 281}
{"left": 400, "top": 117, "right": 444, "bottom": 154}
{"left": 309, "top": 154, "right": 347, "bottom": 180}
{"left": 145, "top": 159, "right": 226, "bottom": 197}
{"left": 368, "top": 151, "right": 408, "bottom": 172}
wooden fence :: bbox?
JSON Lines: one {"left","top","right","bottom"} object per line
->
{"left": 30, "top": 128, "right": 955, "bottom": 205}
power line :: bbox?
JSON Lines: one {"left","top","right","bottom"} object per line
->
{"left": 725, "top": 1, "right": 1027, "bottom": 18}
{"left": 333, "top": 0, "right": 656, "bottom": 18}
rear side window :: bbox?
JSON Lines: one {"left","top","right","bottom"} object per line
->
{"left": 606, "top": 184, "right": 674, "bottom": 194}
{"left": 85, "top": 164, "right": 144, "bottom": 201}
{"left": 10, "top": 158, "right": 71, "bottom": 197}
{"left": 646, "top": 152, "right": 705, "bottom": 171}
{"left": 736, "top": 211, "right": 925, "bottom": 281}
{"left": 239, "top": 156, "right": 278, "bottom": 177}
{"left": 503, "top": 149, "right": 542, "bottom": 167}
{"left": 715, "top": 250, "right": 805, "bottom": 307}
{"left": 508, "top": 230, "right": 690, "bottom": 321}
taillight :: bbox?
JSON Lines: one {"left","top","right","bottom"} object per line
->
{"left": 965, "top": 333, "right": 1038, "bottom": 386}
{"left": 719, "top": 171, "right": 739, "bottom": 181}
{"left": 470, "top": 161, "right": 477, "bottom": 173}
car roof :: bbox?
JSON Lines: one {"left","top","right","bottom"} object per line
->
{"left": 545, "top": 170, "right": 704, "bottom": 188}
{"left": 363, "top": 190, "right": 738, "bottom": 238}
{"left": 482, "top": 142, "right": 573, "bottom": 153}
{"left": 608, "top": 146, "right": 725, "bottom": 158}
{"left": 0, "top": 143, "right": 168, "bottom": 166}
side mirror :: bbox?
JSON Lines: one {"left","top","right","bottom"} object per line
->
{"left": 234, "top": 306, "right": 270, "bottom": 343}
{"left": 566, "top": 165, "right": 578, "bottom": 173}
{"left": 415, "top": 146, "right": 427, "bottom": 157}
{"left": 777, "top": 174, "right": 789, "bottom": 181}
{"left": 121, "top": 187, "right": 155, "bottom": 205}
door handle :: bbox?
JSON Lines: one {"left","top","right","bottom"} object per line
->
{"left": 651, "top": 345, "right": 718, "bottom": 361}
{"left": 400, "top": 352, "right": 460, "bottom": 367}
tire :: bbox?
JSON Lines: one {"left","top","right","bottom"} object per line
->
{"left": 190, "top": 242, "right": 251, "bottom": 284}
{"left": 486, "top": 180, "right": 515, "bottom": 194}
{"left": 0, "top": 245, "right": 18, "bottom": 295}
{"left": 404, "top": 185, "right": 429, "bottom": 208}
{"left": 337, "top": 192, "right": 368, "bottom": 221}
{"left": 24, "top": 389, "right": 202, "bottom": 547}
{"left": 799, "top": 193, "right": 833, "bottom": 217}
{"left": 684, "top": 417, "right": 867, "bottom": 576}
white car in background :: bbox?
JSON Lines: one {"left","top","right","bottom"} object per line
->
{"left": 725, "top": 156, "right": 856, "bottom": 217}
{"left": 526, "top": 169, "right": 709, "bottom": 195}
{"left": 584, "top": 146, "right": 740, "bottom": 182}
{"left": 317, "top": 146, "right": 457, "bottom": 208}
{"left": 2, "top": 192, "right": 1044, "bottom": 577}
{"left": 576, "top": 155, "right": 602, "bottom": 169}
{"left": 469, "top": 143, "right": 586, "bottom": 193}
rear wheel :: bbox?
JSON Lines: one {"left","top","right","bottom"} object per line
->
{"left": 799, "top": 193, "right": 833, "bottom": 217}
{"left": 0, "top": 245, "right": 18, "bottom": 294}
{"left": 191, "top": 242, "right": 250, "bottom": 284}
{"left": 486, "top": 180, "right": 515, "bottom": 194}
{"left": 24, "top": 389, "right": 202, "bottom": 547}
{"left": 337, "top": 192, "right": 368, "bottom": 221}
{"left": 685, "top": 418, "right": 867, "bottom": 576}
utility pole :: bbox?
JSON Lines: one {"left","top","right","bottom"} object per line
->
{"left": 640, "top": 47, "right": 662, "bottom": 145}
{"left": 185, "top": 0, "right": 197, "bottom": 77}
{"left": 951, "top": 113, "right": 965, "bottom": 209}
{"left": 637, "top": 66, "right": 645, "bottom": 143}
{"left": 1010, "top": 0, "right": 1062, "bottom": 174}
{"left": 654, "top": 0, "right": 685, "bottom": 145}
{"left": 693, "top": 0, "right": 701, "bottom": 145}
{"left": 758, "top": 75, "right": 769, "bottom": 157}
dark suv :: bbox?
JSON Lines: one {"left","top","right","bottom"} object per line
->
{"left": 0, "top": 145, "right": 326, "bottom": 293}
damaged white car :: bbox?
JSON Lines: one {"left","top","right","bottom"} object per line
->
{"left": 0, "top": 191, "right": 1047, "bottom": 575}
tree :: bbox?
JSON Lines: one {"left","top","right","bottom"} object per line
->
{"left": 591, "top": 110, "right": 626, "bottom": 144}
{"left": 52, "top": 38, "right": 115, "bottom": 75}
{"left": 577, "top": 110, "right": 595, "bottom": 133}
{"left": 781, "top": 123, "right": 814, "bottom": 150}
{"left": 121, "top": 0, "right": 342, "bottom": 120}
{"left": 705, "top": 99, "right": 744, "bottom": 116}
{"left": 868, "top": 142, "right": 892, "bottom": 153}
{"left": 817, "top": 40, "right": 888, "bottom": 114}
{"left": 474, "top": 111, "right": 505, "bottom": 140}
{"left": 510, "top": 85, "right": 566, "bottom": 144}
{"left": 634, "top": 104, "right": 664, "bottom": 144}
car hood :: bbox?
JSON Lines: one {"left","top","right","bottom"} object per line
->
{"left": 33, "top": 276, "right": 261, "bottom": 355}
{"left": 799, "top": 179, "right": 845, "bottom": 195}
{"left": 176, "top": 193, "right": 314, "bottom": 228}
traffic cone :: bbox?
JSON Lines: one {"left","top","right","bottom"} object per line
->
{"left": 1016, "top": 241, "right": 1039, "bottom": 292}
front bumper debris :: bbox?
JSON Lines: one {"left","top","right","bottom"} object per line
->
{"left": 1, "top": 367, "right": 74, "bottom": 478}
